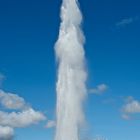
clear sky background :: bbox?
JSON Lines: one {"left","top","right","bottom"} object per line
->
{"left": 0, "top": 0, "right": 140, "bottom": 140}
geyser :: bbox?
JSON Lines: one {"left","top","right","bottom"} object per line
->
{"left": 55, "top": 0, "right": 87, "bottom": 140}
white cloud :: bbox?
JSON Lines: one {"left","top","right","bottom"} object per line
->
{"left": 121, "top": 97, "right": 140, "bottom": 120}
{"left": 122, "top": 100, "right": 140, "bottom": 114}
{"left": 116, "top": 16, "right": 139, "bottom": 27}
{"left": 0, "top": 108, "right": 46, "bottom": 128}
{"left": 45, "top": 120, "right": 56, "bottom": 128}
{"left": 0, "top": 90, "right": 27, "bottom": 110}
{"left": 89, "top": 84, "right": 108, "bottom": 95}
{"left": 0, "top": 89, "right": 46, "bottom": 139}
{"left": 0, "top": 126, "right": 14, "bottom": 140}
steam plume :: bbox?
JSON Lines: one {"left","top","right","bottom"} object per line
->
{"left": 55, "top": 0, "right": 87, "bottom": 140}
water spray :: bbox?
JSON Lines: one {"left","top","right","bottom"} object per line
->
{"left": 55, "top": 0, "right": 87, "bottom": 140}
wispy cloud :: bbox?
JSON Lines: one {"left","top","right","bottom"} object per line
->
{"left": 89, "top": 84, "right": 108, "bottom": 95}
{"left": 102, "top": 98, "right": 116, "bottom": 105}
{"left": 121, "top": 96, "right": 140, "bottom": 120}
{"left": 0, "top": 74, "right": 5, "bottom": 87}
{"left": 92, "top": 135, "right": 108, "bottom": 140}
{"left": 45, "top": 120, "right": 56, "bottom": 129}
{"left": 115, "top": 16, "right": 139, "bottom": 27}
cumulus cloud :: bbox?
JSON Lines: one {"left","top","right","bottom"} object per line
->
{"left": 0, "top": 126, "right": 14, "bottom": 140}
{"left": 89, "top": 84, "right": 108, "bottom": 95}
{"left": 0, "top": 89, "right": 46, "bottom": 139}
{"left": 0, "top": 90, "right": 27, "bottom": 110}
{"left": 0, "top": 108, "right": 46, "bottom": 128}
{"left": 122, "top": 100, "right": 140, "bottom": 113}
{"left": 121, "top": 97, "right": 140, "bottom": 120}
{"left": 45, "top": 120, "right": 56, "bottom": 128}
{"left": 115, "top": 16, "right": 139, "bottom": 27}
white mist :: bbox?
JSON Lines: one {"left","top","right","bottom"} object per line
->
{"left": 55, "top": 0, "right": 87, "bottom": 140}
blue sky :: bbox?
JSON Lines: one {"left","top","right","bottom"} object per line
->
{"left": 0, "top": 0, "right": 140, "bottom": 140}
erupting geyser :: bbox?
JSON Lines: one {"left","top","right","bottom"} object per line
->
{"left": 55, "top": 0, "right": 87, "bottom": 140}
